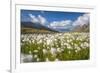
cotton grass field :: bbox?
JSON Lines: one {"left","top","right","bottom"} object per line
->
{"left": 21, "top": 32, "right": 89, "bottom": 63}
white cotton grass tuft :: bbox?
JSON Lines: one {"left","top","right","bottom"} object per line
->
{"left": 50, "top": 47, "right": 57, "bottom": 55}
{"left": 68, "top": 51, "right": 71, "bottom": 54}
{"left": 29, "top": 51, "right": 32, "bottom": 54}
{"left": 46, "top": 58, "right": 49, "bottom": 62}
{"left": 34, "top": 55, "right": 38, "bottom": 58}
{"left": 37, "top": 58, "right": 40, "bottom": 62}
{"left": 42, "top": 49, "right": 47, "bottom": 54}
{"left": 47, "top": 39, "right": 52, "bottom": 45}
{"left": 57, "top": 48, "right": 61, "bottom": 53}
{"left": 55, "top": 58, "right": 59, "bottom": 61}
{"left": 75, "top": 50, "right": 78, "bottom": 53}
{"left": 34, "top": 50, "right": 38, "bottom": 53}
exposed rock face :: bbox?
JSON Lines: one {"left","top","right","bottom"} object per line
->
{"left": 72, "top": 24, "right": 89, "bottom": 32}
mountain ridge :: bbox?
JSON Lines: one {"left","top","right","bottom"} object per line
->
{"left": 21, "top": 22, "right": 89, "bottom": 33}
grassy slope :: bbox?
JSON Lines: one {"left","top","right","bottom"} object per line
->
{"left": 21, "top": 27, "right": 54, "bottom": 33}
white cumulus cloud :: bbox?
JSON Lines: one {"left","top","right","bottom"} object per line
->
{"left": 29, "top": 14, "right": 39, "bottom": 23}
{"left": 49, "top": 20, "right": 72, "bottom": 28}
{"left": 72, "top": 14, "right": 90, "bottom": 26}
{"left": 29, "top": 14, "right": 47, "bottom": 25}
{"left": 37, "top": 15, "right": 46, "bottom": 25}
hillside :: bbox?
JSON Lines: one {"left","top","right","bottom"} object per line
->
{"left": 72, "top": 24, "right": 89, "bottom": 32}
{"left": 21, "top": 27, "right": 58, "bottom": 34}
{"left": 21, "top": 22, "right": 59, "bottom": 33}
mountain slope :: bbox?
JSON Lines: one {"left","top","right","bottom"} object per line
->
{"left": 72, "top": 24, "right": 89, "bottom": 32}
{"left": 21, "top": 22, "right": 59, "bottom": 33}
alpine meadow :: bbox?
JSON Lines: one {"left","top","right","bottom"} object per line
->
{"left": 20, "top": 10, "right": 90, "bottom": 63}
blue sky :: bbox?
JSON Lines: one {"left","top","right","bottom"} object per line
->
{"left": 21, "top": 9, "right": 85, "bottom": 22}
{"left": 21, "top": 9, "right": 89, "bottom": 31}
